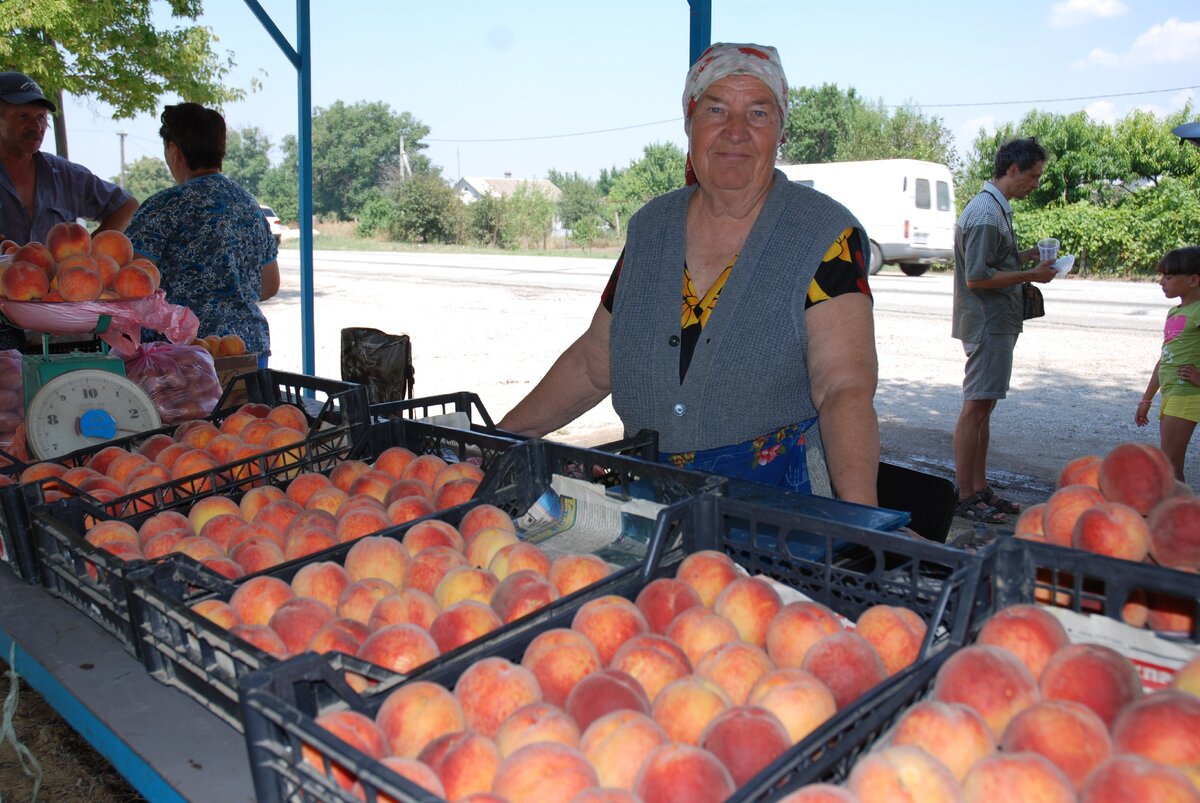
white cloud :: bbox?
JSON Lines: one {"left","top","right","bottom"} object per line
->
{"left": 1049, "top": 0, "right": 1128, "bottom": 29}
{"left": 1126, "top": 18, "right": 1200, "bottom": 65}
{"left": 1085, "top": 100, "right": 1119, "bottom": 124}
{"left": 1071, "top": 47, "right": 1121, "bottom": 68}
{"left": 959, "top": 115, "right": 996, "bottom": 145}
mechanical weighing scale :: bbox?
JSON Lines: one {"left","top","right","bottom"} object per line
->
{"left": 19, "top": 321, "right": 161, "bottom": 460}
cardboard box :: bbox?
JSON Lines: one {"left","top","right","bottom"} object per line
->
{"left": 213, "top": 353, "right": 258, "bottom": 406}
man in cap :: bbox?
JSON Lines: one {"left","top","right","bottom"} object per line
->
{"left": 0, "top": 71, "right": 137, "bottom": 245}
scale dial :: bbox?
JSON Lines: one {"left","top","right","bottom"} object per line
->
{"left": 26, "top": 369, "right": 161, "bottom": 459}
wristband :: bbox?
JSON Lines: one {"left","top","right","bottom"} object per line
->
{"left": 1137, "top": 400, "right": 1151, "bottom": 406}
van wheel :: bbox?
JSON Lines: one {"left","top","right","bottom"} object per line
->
{"left": 869, "top": 242, "right": 884, "bottom": 275}
{"left": 900, "top": 263, "right": 929, "bottom": 277}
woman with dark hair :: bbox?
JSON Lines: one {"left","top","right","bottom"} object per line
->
{"left": 126, "top": 103, "right": 279, "bottom": 366}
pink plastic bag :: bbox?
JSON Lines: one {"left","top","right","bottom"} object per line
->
{"left": 0, "top": 348, "right": 23, "bottom": 455}
{"left": 0, "top": 290, "right": 199, "bottom": 359}
{"left": 123, "top": 343, "right": 222, "bottom": 425}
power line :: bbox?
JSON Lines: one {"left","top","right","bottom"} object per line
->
{"left": 890, "top": 84, "right": 1200, "bottom": 110}
{"left": 427, "top": 118, "right": 680, "bottom": 144}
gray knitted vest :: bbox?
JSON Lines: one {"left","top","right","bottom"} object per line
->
{"left": 609, "top": 169, "right": 860, "bottom": 462}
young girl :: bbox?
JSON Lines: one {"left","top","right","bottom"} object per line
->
{"left": 1136, "top": 246, "right": 1200, "bottom": 481}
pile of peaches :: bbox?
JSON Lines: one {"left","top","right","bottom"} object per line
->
{"left": 269, "top": 547, "right": 934, "bottom": 802}
{"left": 775, "top": 604, "right": 1200, "bottom": 803}
{"left": 0, "top": 223, "right": 159, "bottom": 302}
{"left": 190, "top": 333, "right": 248, "bottom": 358}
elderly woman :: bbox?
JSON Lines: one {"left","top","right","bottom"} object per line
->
{"left": 126, "top": 103, "right": 280, "bottom": 366}
{"left": 498, "top": 43, "right": 879, "bottom": 505}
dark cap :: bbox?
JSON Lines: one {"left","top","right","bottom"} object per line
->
{"left": 0, "top": 72, "right": 56, "bottom": 112}
{"left": 1173, "top": 121, "right": 1200, "bottom": 147}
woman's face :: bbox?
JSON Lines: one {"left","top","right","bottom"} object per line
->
{"left": 687, "top": 74, "right": 782, "bottom": 195}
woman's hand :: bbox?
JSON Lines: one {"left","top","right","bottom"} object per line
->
{"left": 1178, "top": 364, "right": 1200, "bottom": 386}
{"left": 1134, "top": 399, "right": 1152, "bottom": 427}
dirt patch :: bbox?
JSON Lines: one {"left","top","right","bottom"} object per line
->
{"left": 0, "top": 662, "right": 142, "bottom": 802}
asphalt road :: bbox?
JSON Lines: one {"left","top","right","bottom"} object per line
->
{"left": 262, "top": 250, "right": 1195, "bottom": 512}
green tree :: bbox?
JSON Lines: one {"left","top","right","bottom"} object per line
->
{"left": 1115, "top": 103, "right": 1200, "bottom": 186}
{"left": 386, "top": 172, "right": 464, "bottom": 244}
{"left": 502, "top": 183, "right": 556, "bottom": 250}
{"left": 468, "top": 193, "right": 506, "bottom": 247}
{"left": 547, "top": 168, "right": 608, "bottom": 243}
{"left": 781, "top": 84, "right": 865, "bottom": 164}
{"left": 259, "top": 134, "right": 298, "bottom": 224}
{"left": 605, "top": 142, "right": 686, "bottom": 235}
{"left": 839, "top": 101, "right": 958, "bottom": 168}
{"left": 116, "top": 155, "right": 173, "bottom": 201}
{"left": 225, "top": 126, "right": 272, "bottom": 200}
{"left": 0, "top": 0, "right": 246, "bottom": 157}
{"left": 309, "top": 101, "right": 431, "bottom": 221}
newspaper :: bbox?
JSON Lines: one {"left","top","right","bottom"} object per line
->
{"left": 516, "top": 474, "right": 666, "bottom": 568}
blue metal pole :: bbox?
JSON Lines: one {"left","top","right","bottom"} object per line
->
{"left": 296, "top": 0, "right": 315, "bottom": 377}
{"left": 689, "top": 0, "right": 712, "bottom": 64}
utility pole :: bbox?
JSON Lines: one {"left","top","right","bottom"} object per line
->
{"left": 398, "top": 136, "right": 412, "bottom": 181}
{"left": 117, "top": 131, "right": 128, "bottom": 187}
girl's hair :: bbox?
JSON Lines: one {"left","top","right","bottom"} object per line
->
{"left": 1158, "top": 246, "right": 1200, "bottom": 276}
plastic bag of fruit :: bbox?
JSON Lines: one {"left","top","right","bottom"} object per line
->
{"left": 124, "top": 343, "right": 222, "bottom": 425}
{"left": 0, "top": 348, "right": 23, "bottom": 451}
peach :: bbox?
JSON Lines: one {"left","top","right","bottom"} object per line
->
{"left": 490, "top": 569, "right": 559, "bottom": 623}
{"left": 1146, "top": 591, "right": 1197, "bottom": 635}
{"left": 1148, "top": 496, "right": 1200, "bottom": 570}
{"left": 1073, "top": 501, "right": 1152, "bottom": 561}
{"left": 1099, "top": 442, "right": 1176, "bottom": 515}
{"left": 93, "top": 253, "right": 119, "bottom": 289}
{"left": 847, "top": 744, "right": 963, "bottom": 803}
{"left": 13, "top": 241, "right": 53, "bottom": 276}
{"left": 494, "top": 701, "right": 581, "bottom": 757}
{"left": 651, "top": 675, "right": 731, "bottom": 745}
{"left": 418, "top": 731, "right": 502, "bottom": 801}
{"left": 197, "top": 513, "right": 245, "bottom": 552}
{"left": 179, "top": 420, "right": 221, "bottom": 450}
{"left": 239, "top": 484, "right": 286, "bottom": 520}
{"left": 464, "top": 526, "right": 519, "bottom": 569}
{"left": 488, "top": 541, "right": 550, "bottom": 580}
{"left": 80, "top": 474, "right": 125, "bottom": 497}
{"left": 283, "top": 526, "right": 337, "bottom": 561}
{"left": 305, "top": 709, "right": 387, "bottom": 791}
{"left": 1042, "top": 484, "right": 1106, "bottom": 546}
{"left": 227, "top": 520, "right": 285, "bottom": 551}
{"left": 1014, "top": 502, "right": 1048, "bottom": 540}
{"left": 375, "top": 680, "right": 465, "bottom": 758}
{"left": 267, "top": 596, "right": 335, "bottom": 655}
{"left": 567, "top": 668, "right": 652, "bottom": 732}
{"left": 290, "top": 561, "right": 351, "bottom": 610}
{"left": 434, "top": 478, "right": 478, "bottom": 510}
{"left": 699, "top": 704, "right": 791, "bottom": 787}
{"left": 286, "top": 472, "right": 333, "bottom": 507}
{"left": 1040, "top": 642, "right": 1142, "bottom": 727}
{"left": 373, "top": 446, "right": 417, "bottom": 480}
{"left": 229, "top": 624, "right": 288, "bottom": 660}
{"left": 633, "top": 742, "right": 736, "bottom": 803}
{"left": 695, "top": 639, "right": 774, "bottom": 705}
{"left": 1111, "top": 690, "right": 1200, "bottom": 788}
{"left": 401, "top": 453, "right": 447, "bottom": 488}
{"left": 764, "top": 600, "right": 845, "bottom": 669}
{"left": 342, "top": 534, "right": 409, "bottom": 587}
{"left": 90, "top": 229, "right": 133, "bottom": 266}
{"left": 2, "top": 261, "right": 50, "bottom": 299}
{"left": 773, "top": 786, "right": 860, "bottom": 803}
{"left": 675, "top": 549, "right": 740, "bottom": 607}
{"left": 287, "top": 508, "right": 337, "bottom": 537}
{"left": 229, "top": 537, "right": 285, "bottom": 574}
{"left": 335, "top": 506, "right": 392, "bottom": 544}
{"left": 307, "top": 617, "right": 369, "bottom": 655}
{"left": 336, "top": 577, "right": 397, "bottom": 625}
{"left": 352, "top": 755, "right": 444, "bottom": 801}
{"left": 580, "top": 709, "right": 669, "bottom": 790}
{"left": 635, "top": 576, "right": 703, "bottom": 634}
{"left": 855, "top": 604, "right": 927, "bottom": 676}
{"left": 429, "top": 599, "right": 502, "bottom": 654}
{"left": 86, "top": 445, "right": 130, "bottom": 475}
{"left": 367, "top": 588, "right": 440, "bottom": 631}
{"left": 190, "top": 599, "right": 239, "bottom": 629}
{"left": 58, "top": 262, "right": 103, "bottom": 301}
{"left": 329, "top": 459, "right": 371, "bottom": 492}
{"left": 229, "top": 575, "right": 295, "bottom": 627}
{"left": 433, "top": 565, "right": 499, "bottom": 609}
{"left": 105, "top": 451, "right": 149, "bottom": 484}
{"left": 666, "top": 605, "right": 740, "bottom": 666}
{"left": 610, "top": 633, "right": 692, "bottom": 703}
{"left": 401, "top": 519, "right": 464, "bottom": 555}
{"left": 976, "top": 603, "right": 1071, "bottom": 679}
{"left": 1079, "top": 754, "right": 1200, "bottom": 803}
{"left": 454, "top": 656, "right": 543, "bottom": 738}
{"left": 746, "top": 669, "right": 838, "bottom": 744}
{"left": 142, "top": 529, "right": 190, "bottom": 559}
{"left": 890, "top": 699, "right": 996, "bottom": 780}
{"left": 201, "top": 557, "right": 244, "bottom": 580}
{"left": 571, "top": 594, "right": 650, "bottom": 666}
{"left": 266, "top": 402, "right": 307, "bottom": 432}
{"left": 84, "top": 519, "right": 140, "bottom": 551}
{"left": 154, "top": 443, "right": 191, "bottom": 471}
{"left": 933, "top": 644, "right": 1040, "bottom": 738}
{"left": 172, "top": 535, "right": 225, "bottom": 563}
{"left": 491, "top": 742, "right": 598, "bottom": 803}
{"left": 46, "top": 221, "right": 90, "bottom": 262}
{"left": 961, "top": 752, "right": 1076, "bottom": 803}
{"left": 356, "top": 622, "right": 439, "bottom": 674}
{"left": 1172, "top": 654, "right": 1200, "bottom": 697}
{"left": 218, "top": 410, "right": 257, "bottom": 437}
{"left": 432, "top": 461, "right": 485, "bottom": 494}
{"left": 404, "top": 545, "right": 469, "bottom": 596}
{"left": 1002, "top": 699, "right": 1112, "bottom": 789}
{"left": 548, "top": 552, "right": 611, "bottom": 597}
{"left": 801, "top": 630, "right": 887, "bottom": 709}
{"left": 114, "top": 263, "right": 156, "bottom": 298}
{"left": 337, "top": 493, "right": 386, "bottom": 518}
{"left": 383, "top": 479, "right": 433, "bottom": 506}
{"left": 384, "top": 494, "right": 435, "bottom": 527}
{"left": 459, "top": 503, "right": 517, "bottom": 543}
{"left": 171, "top": 448, "right": 220, "bottom": 493}
{"left": 253, "top": 497, "right": 303, "bottom": 535}
{"left": 715, "top": 573, "right": 782, "bottom": 648}
{"left": 348, "top": 469, "right": 396, "bottom": 504}
{"left": 1059, "top": 454, "right": 1102, "bottom": 489}
{"left": 522, "top": 627, "right": 603, "bottom": 707}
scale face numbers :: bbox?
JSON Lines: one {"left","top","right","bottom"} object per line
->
{"left": 26, "top": 369, "right": 161, "bottom": 459}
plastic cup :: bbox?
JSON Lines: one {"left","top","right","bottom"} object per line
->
{"left": 1038, "top": 238, "right": 1060, "bottom": 262}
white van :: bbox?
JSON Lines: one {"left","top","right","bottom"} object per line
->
{"left": 777, "top": 159, "right": 955, "bottom": 276}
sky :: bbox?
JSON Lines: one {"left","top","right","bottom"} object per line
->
{"left": 57, "top": 0, "right": 1200, "bottom": 193}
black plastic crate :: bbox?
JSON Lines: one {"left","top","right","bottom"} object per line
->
{"left": 977, "top": 535, "right": 1200, "bottom": 641}
{"left": 237, "top": 493, "right": 982, "bottom": 803}
{"left": 367, "top": 391, "right": 499, "bottom": 430}
{"left": 0, "top": 448, "right": 31, "bottom": 580}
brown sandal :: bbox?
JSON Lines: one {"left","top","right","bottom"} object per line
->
{"left": 981, "top": 485, "right": 1021, "bottom": 515}
{"left": 955, "top": 492, "right": 1006, "bottom": 524}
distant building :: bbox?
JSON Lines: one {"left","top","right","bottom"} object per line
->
{"left": 453, "top": 173, "right": 564, "bottom": 235}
